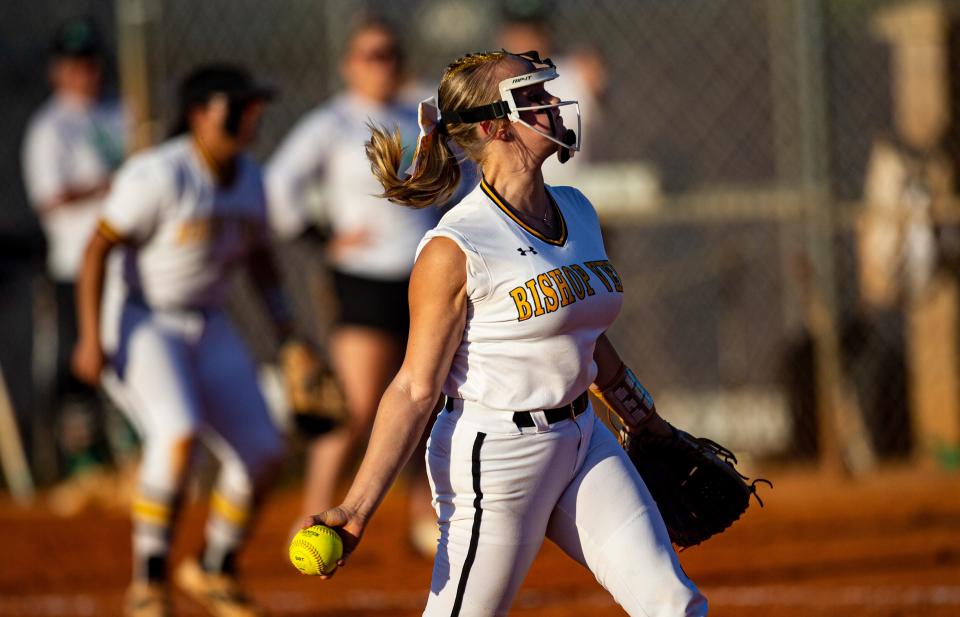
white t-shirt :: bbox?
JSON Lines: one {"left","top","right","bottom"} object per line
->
{"left": 101, "top": 136, "right": 269, "bottom": 310}
{"left": 417, "top": 179, "right": 623, "bottom": 411}
{"left": 21, "top": 96, "right": 126, "bottom": 281}
{"left": 266, "top": 92, "right": 442, "bottom": 281}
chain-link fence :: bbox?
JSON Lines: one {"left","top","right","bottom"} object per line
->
{"left": 5, "top": 0, "right": 960, "bottom": 483}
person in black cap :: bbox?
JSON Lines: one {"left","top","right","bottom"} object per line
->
{"left": 21, "top": 16, "right": 126, "bottom": 488}
{"left": 71, "top": 63, "right": 290, "bottom": 617}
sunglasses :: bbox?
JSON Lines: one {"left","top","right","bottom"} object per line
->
{"left": 353, "top": 46, "right": 400, "bottom": 63}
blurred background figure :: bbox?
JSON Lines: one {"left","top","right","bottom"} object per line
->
{"left": 495, "top": 1, "right": 608, "bottom": 182}
{"left": 856, "top": 0, "right": 959, "bottom": 463}
{"left": 71, "top": 63, "right": 288, "bottom": 617}
{"left": 20, "top": 16, "right": 126, "bottom": 485}
{"left": 266, "top": 15, "right": 442, "bottom": 557}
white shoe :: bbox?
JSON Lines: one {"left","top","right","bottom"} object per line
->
{"left": 174, "top": 558, "right": 263, "bottom": 617}
{"left": 124, "top": 581, "right": 170, "bottom": 617}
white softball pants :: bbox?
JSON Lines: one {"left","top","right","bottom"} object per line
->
{"left": 111, "top": 301, "right": 284, "bottom": 514}
{"left": 424, "top": 400, "right": 707, "bottom": 617}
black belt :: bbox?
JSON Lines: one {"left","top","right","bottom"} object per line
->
{"left": 444, "top": 392, "right": 589, "bottom": 429}
{"left": 125, "top": 291, "right": 215, "bottom": 317}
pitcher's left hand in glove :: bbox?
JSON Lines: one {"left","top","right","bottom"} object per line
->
{"left": 621, "top": 427, "right": 771, "bottom": 548}
{"left": 592, "top": 362, "right": 771, "bottom": 549}
{"left": 279, "top": 340, "right": 346, "bottom": 438}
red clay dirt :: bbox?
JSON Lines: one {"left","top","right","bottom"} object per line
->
{"left": 1, "top": 467, "right": 958, "bottom": 616}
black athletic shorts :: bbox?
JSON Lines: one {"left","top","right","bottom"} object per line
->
{"left": 331, "top": 269, "right": 410, "bottom": 338}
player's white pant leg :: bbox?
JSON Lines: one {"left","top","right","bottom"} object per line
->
{"left": 423, "top": 405, "right": 582, "bottom": 617}
{"left": 192, "top": 311, "right": 285, "bottom": 570}
{"left": 546, "top": 413, "right": 707, "bottom": 617}
{"left": 201, "top": 428, "right": 270, "bottom": 570}
{"left": 117, "top": 303, "right": 206, "bottom": 571}
{"left": 120, "top": 304, "right": 205, "bottom": 494}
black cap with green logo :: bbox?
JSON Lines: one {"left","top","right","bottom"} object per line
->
{"left": 51, "top": 17, "right": 102, "bottom": 59}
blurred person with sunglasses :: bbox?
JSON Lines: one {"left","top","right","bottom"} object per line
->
{"left": 267, "top": 15, "right": 471, "bottom": 557}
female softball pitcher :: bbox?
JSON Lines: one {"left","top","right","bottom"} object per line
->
{"left": 72, "top": 64, "right": 289, "bottom": 617}
{"left": 304, "top": 50, "right": 707, "bottom": 616}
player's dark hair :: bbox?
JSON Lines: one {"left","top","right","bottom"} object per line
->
{"left": 169, "top": 64, "right": 275, "bottom": 137}
{"left": 365, "top": 51, "right": 514, "bottom": 209}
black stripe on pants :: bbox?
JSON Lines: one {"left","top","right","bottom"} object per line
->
{"left": 451, "top": 431, "right": 486, "bottom": 617}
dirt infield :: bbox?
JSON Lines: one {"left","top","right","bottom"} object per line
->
{"left": 1, "top": 467, "right": 959, "bottom": 616}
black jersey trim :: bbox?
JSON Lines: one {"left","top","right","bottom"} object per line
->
{"left": 480, "top": 178, "right": 568, "bottom": 247}
{"left": 451, "top": 431, "right": 487, "bottom": 616}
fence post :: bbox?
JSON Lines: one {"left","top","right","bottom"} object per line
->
{"left": 794, "top": 0, "right": 876, "bottom": 475}
{"left": 116, "top": 0, "right": 161, "bottom": 151}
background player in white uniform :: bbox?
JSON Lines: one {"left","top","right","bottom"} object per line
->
{"left": 304, "top": 51, "right": 707, "bottom": 616}
{"left": 21, "top": 17, "right": 126, "bottom": 478}
{"left": 267, "top": 16, "right": 450, "bottom": 550}
{"left": 72, "top": 65, "right": 288, "bottom": 617}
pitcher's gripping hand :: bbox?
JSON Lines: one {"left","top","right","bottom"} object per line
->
{"left": 301, "top": 505, "right": 365, "bottom": 579}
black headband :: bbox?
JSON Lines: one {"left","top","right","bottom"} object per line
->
{"left": 442, "top": 100, "right": 510, "bottom": 125}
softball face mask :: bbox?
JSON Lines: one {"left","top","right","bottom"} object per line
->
{"left": 404, "top": 51, "right": 581, "bottom": 177}
{"left": 493, "top": 51, "right": 581, "bottom": 163}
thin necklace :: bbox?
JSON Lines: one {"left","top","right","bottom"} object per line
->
{"left": 515, "top": 198, "right": 552, "bottom": 228}
{"left": 542, "top": 196, "right": 554, "bottom": 227}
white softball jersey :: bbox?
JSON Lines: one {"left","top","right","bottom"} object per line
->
{"left": 101, "top": 136, "right": 269, "bottom": 310}
{"left": 418, "top": 180, "right": 706, "bottom": 616}
{"left": 21, "top": 96, "right": 125, "bottom": 280}
{"left": 266, "top": 93, "right": 442, "bottom": 280}
{"left": 418, "top": 178, "right": 624, "bottom": 412}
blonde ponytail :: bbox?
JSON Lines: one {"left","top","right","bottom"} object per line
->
{"left": 365, "top": 50, "right": 514, "bottom": 209}
{"left": 365, "top": 124, "right": 461, "bottom": 209}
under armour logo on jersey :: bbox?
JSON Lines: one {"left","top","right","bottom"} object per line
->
{"left": 517, "top": 246, "right": 538, "bottom": 256}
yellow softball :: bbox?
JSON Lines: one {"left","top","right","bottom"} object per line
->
{"left": 289, "top": 524, "right": 343, "bottom": 576}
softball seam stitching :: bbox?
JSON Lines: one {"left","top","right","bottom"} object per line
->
{"left": 292, "top": 539, "right": 329, "bottom": 574}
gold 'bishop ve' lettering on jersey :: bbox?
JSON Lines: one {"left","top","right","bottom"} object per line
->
{"left": 174, "top": 216, "right": 261, "bottom": 246}
{"left": 585, "top": 260, "right": 623, "bottom": 293}
{"left": 510, "top": 259, "right": 622, "bottom": 322}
